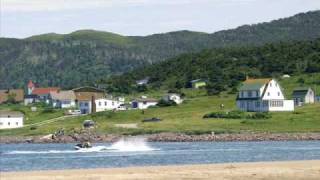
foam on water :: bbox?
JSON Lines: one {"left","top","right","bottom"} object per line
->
{"left": 107, "top": 137, "right": 157, "bottom": 152}
{"left": 4, "top": 137, "right": 157, "bottom": 155}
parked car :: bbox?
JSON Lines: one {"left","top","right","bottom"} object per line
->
{"left": 65, "top": 109, "right": 81, "bottom": 115}
{"left": 142, "top": 117, "right": 162, "bottom": 123}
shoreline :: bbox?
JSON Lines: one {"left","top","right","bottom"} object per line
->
{"left": 1, "top": 132, "right": 320, "bottom": 144}
{"left": 2, "top": 160, "right": 320, "bottom": 180}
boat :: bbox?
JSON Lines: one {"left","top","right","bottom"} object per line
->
{"left": 74, "top": 142, "right": 92, "bottom": 150}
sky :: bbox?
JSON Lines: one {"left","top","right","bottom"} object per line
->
{"left": 1, "top": 0, "right": 320, "bottom": 38}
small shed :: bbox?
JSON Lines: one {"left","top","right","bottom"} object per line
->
{"left": 190, "top": 79, "right": 207, "bottom": 89}
{"left": 292, "top": 87, "right": 315, "bottom": 106}
{"left": 0, "top": 111, "right": 24, "bottom": 129}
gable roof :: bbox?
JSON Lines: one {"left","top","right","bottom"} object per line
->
{"left": 74, "top": 92, "right": 105, "bottom": 101}
{"left": 133, "top": 98, "right": 158, "bottom": 103}
{"left": 50, "top": 90, "right": 76, "bottom": 101}
{"left": 28, "top": 80, "right": 35, "bottom": 88}
{"left": 72, "top": 86, "right": 105, "bottom": 93}
{"left": 32, "top": 88, "right": 60, "bottom": 95}
{"left": 239, "top": 78, "right": 272, "bottom": 91}
{"left": 0, "top": 111, "right": 24, "bottom": 118}
{"left": 292, "top": 87, "right": 313, "bottom": 97}
{"left": 190, "top": 79, "right": 206, "bottom": 83}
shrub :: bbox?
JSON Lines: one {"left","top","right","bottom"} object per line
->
{"left": 203, "top": 110, "right": 244, "bottom": 119}
{"left": 247, "top": 112, "right": 272, "bottom": 119}
{"left": 157, "top": 99, "right": 177, "bottom": 107}
{"left": 41, "top": 107, "right": 56, "bottom": 113}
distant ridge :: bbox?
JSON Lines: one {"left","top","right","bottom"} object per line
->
{"left": 0, "top": 10, "right": 320, "bottom": 89}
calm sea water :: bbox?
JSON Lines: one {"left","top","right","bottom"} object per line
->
{"left": 1, "top": 140, "right": 320, "bottom": 172}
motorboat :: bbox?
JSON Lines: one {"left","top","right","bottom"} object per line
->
{"left": 74, "top": 142, "right": 92, "bottom": 150}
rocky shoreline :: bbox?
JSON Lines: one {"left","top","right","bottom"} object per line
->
{"left": 1, "top": 132, "right": 320, "bottom": 144}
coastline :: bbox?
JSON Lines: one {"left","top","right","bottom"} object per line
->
{"left": 1, "top": 132, "right": 320, "bottom": 144}
{"left": 2, "top": 160, "right": 320, "bottom": 180}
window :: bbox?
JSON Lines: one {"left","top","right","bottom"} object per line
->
{"left": 16, "top": 122, "right": 19, "bottom": 126}
{"left": 240, "top": 101, "right": 245, "bottom": 108}
{"left": 143, "top": 101, "right": 147, "bottom": 105}
{"left": 112, "top": 102, "right": 114, "bottom": 106}
{"left": 241, "top": 91, "right": 244, "bottom": 98}
{"left": 8, "top": 122, "right": 10, "bottom": 126}
{"left": 278, "top": 92, "right": 280, "bottom": 96}
{"left": 263, "top": 101, "right": 268, "bottom": 107}
{"left": 255, "top": 101, "right": 260, "bottom": 107}
{"left": 84, "top": 102, "right": 88, "bottom": 107}
{"left": 248, "top": 91, "right": 252, "bottom": 97}
{"left": 267, "top": 92, "right": 270, "bottom": 96}
{"left": 256, "top": 91, "right": 259, "bottom": 97}
{"left": 270, "top": 83, "right": 272, "bottom": 87}
{"left": 0, "top": 122, "right": 3, "bottom": 125}
{"left": 105, "top": 102, "right": 107, "bottom": 106}
{"left": 99, "top": 102, "right": 101, "bottom": 106}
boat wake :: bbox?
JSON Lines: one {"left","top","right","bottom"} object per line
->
{"left": 4, "top": 137, "right": 157, "bottom": 155}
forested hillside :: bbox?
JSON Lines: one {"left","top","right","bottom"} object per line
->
{"left": 1, "top": 10, "right": 320, "bottom": 89}
{"left": 106, "top": 39, "right": 320, "bottom": 94}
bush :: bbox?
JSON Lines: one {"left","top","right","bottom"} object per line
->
{"left": 203, "top": 110, "right": 244, "bottom": 119}
{"left": 157, "top": 99, "right": 177, "bottom": 107}
{"left": 247, "top": 112, "right": 272, "bottom": 119}
{"left": 41, "top": 107, "right": 56, "bottom": 113}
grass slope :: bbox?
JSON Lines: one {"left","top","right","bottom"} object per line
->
{"left": 0, "top": 74, "right": 319, "bottom": 136}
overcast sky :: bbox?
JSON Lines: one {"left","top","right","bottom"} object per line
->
{"left": 1, "top": 0, "right": 319, "bottom": 38}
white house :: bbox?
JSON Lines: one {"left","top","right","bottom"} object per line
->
{"left": 132, "top": 98, "right": 158, "bottom": 109}
{"left": 50, "top": 90, "right": 76, "bottom": 108}
{"left": 236, "top": 78, "right": 294, "bottom": 112}
{"left": 0, "top": 111, "right": 24, "bottom": 129}
{"left": 292, "top": 87, "right": 315, "bottom": 106}
{"left": 95, "top": 97, "right": 125, "bottom": 112}
{"left": 162, "top": 93, "right": 183, "bottom": 104}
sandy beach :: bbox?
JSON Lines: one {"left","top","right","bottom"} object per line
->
{"left": 1, "top": 160, "right": 320, "bottom": 180}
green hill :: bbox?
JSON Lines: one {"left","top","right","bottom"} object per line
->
{"left": 106, "top": 38, "right": 320, "bottom": 94}
{"left": 1, "top": 10, "right": 320, "bottom": 89}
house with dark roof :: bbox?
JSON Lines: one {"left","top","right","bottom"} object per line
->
{"left": 292, "top": 87, "right": 315, "bottom": 106}
{"left": 236, "top": 78, "right": 294, "bottom": 112}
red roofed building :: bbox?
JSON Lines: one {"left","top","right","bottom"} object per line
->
{"left": 26, "top": 80, "right": 60, "bottom": 103}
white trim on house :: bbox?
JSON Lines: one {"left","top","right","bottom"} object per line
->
{"left": 236, "top": 79, "right": 294, "bottom": 112}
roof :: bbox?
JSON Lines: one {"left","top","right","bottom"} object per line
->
{"left": 0, "top": 111, "right": 24, "bottom": 118}
{"left": 74, "top": 92, "right": 105, "bottom": 101}
{"left": 239, "top": 78, "right": 272, "bottom": 91}
{"left": 190, "top": 79, "right": 206, "bottom": 83}
{"left": 28, "top": 80, "right": 35, "bottom": 88}
{"left": 292, "top": 87, "right": 313, "bottom": 97}
{"left": 72, "top": 86, "right": 105, "bottom": 93}
{"left": 32, "top": 87, "right": 60, "bottom": 95}
{"left": 0, "top": 89, "right": 24, "bottom": 103}
{"left": 133, "top": 98, "right": 158, "bottom": 103}
{"left": 50, "top": 90, "right": 76, "bottom": 101}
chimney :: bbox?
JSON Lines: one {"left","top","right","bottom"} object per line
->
{"left": 91, "top": 95, "right": 96, "bottom": 113}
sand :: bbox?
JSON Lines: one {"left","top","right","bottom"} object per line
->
{"left": 1, "top": 160, "right": 320, "bottom": 180}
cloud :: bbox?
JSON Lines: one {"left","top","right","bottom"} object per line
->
{"left": 1, "top": 0, "right": 258, "bottom": 12}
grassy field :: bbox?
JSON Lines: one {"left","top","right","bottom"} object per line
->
{"left": 0, "top": 74, "right": 319, "bottom": 136}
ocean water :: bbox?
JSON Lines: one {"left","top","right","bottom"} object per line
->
{"left": 1, "top": 139, "right": 320, "bottom": 172}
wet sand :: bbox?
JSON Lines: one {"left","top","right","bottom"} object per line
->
{"left": 1, "top": 160, "right": 320, "bottom": 180}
